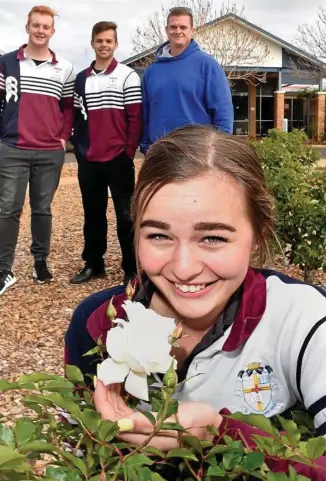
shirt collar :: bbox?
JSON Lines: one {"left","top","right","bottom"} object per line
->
{"left": 16, "top": 44, "right": 58, "bottom": 64}
{"left": 85, "top": 58, "right": 118, "bottom": 77}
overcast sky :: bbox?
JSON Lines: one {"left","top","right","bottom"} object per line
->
{"left": 0, "top": 0, "right": 323, "bottom": 70}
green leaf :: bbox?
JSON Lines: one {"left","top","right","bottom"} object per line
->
{"left": 18, "top": 441, "right": 60, "bottom": 454}
{"left": 222, "top": 450, "right": 243, "bottom": 470}
{"left": 206, "top": 424, "right": 220, "bottom": 436}
{"left": 0, "top": 380, "right": 18, "bottom": 392}
{"left": 137, "top": 467, "right": 152, "bottom": 481}
{"left": 206, "top": 444, "right": 229, "bottom": 457}
{"left": 81, "top": 409, "right": 101, "bottom": 434}
{"left": 97, "top": 445, "right": 113, "bottom": 464}
{"left": 60, "top": 451, "right": 88, "bottom": 476}
{"left": 0, "top": 424, "right": 15, "bottom": 448}
{"left": 183, "top": 435, "right": 203, "bottom": 454}
{"left": 306, "top": 436, "right": 326, "bottom": 459}
{"left": 43, "top": 380, "right": 75, "bottom": 391}
{"left": 142, "top": 446, "right": 165, "bottom": 458}
{"left": 207, "top": 465, "right": 226, "bottom": 476}
{"left": 41, "top": 393, "right": 83, "bottom": 423}
{"left": 45, "top": 466, "right": 71, "bottom": 481}
{"left": 138, "top": 410, "right": 156, "bottom": 426}
{"left": 0, "top": 445, "right": 27, "bottom": 468}
{"left": 242, "top": 452, "right": 265, "bottom": 470}
{"left": 14, "top": 418, "right": 36, "bottom": 446}
{"left": 227, "top": 412, "right": 277, "bottom": 436}
{"left": 46, "top": 466, "right": 83, "bottom": 481}
{"left": 65, "top": 365, "right": 84, "bottom": 383}
{"left": 267, "top": 473, "right": 289, "bottom": 481}
{"left": 98, "top": 419, "right": 119, "bottom": 442}
{"left": 82, "top": 346, "right": 101, "bottom": 357}
{"left": 277, "top": 416, "right": 301, "bottom": 446}
{"left": 150, "top": 474, "right": 166, "bottom": 481}
{"left": 160, "top": 422, "right": 187, "bottom": 432}
{"left": 166, "top": 448, "right": 198, "bottom": 462}
{"left": 125, "top": 454, "right": 154, "bottom": 466}
{"left": 18, "top": 372, "right": 63, "bottom": 384}
{"left": 165, "top": 399, "right": 178, "bottom": 418}
{"left": 288, "top": 466, "right": 310, "bottom": 481}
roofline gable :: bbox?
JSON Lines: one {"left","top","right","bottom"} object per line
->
{"left": 122, "top": 12, "right": 326, "bottom": 68}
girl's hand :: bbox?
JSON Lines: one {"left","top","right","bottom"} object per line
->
{"left": 94, "top": 380, "right": 223, "bottom": 450}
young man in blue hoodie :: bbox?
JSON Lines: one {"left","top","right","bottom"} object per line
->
{"left": 140, "top": 7, "right": 234, "bottom": 154}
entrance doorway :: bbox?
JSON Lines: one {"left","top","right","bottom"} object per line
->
{"left": 232, "top": 80, "right": 249, "bottom": 135}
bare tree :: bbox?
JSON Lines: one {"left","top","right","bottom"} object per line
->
{"left": 295, "top": 6, "right": 326, "bottom": 59}
{"left": 131, "top": 1, "right": 269, "bottom": 84}
{"left": 287, "top": 56, "right": 323, "bottom": 84}
{"left": 196, "top": 14, "right": 269, "bottom": 84}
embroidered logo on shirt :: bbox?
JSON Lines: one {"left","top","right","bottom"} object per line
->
{"left": 106, "top": 76, "right": 119, "bottom": 90}
{"left": 5, "top": 76, "right": 18, "bottom": 102}
{"left": 235, "top": 362, "right": 282, "bottom": 416}
{"left": 79, "top": 96, "right": 88, "bottom": 120}
{"left": 51, "top": 67, "right": 63, "bottom": 81}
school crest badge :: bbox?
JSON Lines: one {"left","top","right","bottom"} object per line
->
{"left": 235, "top": 362, "right": 281, "bottom": 416}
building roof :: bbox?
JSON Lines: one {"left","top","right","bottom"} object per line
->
{"left": 122, "top": 13, "right": 326, "bottom": 68}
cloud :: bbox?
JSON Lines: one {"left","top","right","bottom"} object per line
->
{"left": 0, "top": 0, "right": 322, "bottom": 70}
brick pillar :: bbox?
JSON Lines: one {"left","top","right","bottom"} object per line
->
{"left": 274, "top": 91, "right": 285, "bottom": 130}
{"left": 248, "top": 83, "right": 256, "bottom": 138}
{"left": 316, "top": 92, "right": 326, "bottom": 141}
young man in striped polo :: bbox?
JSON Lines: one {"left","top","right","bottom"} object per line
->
{"left": 71, "top": 22, "right": 142, "bottom": 285}
{"left": 0, "top": 5, "right": 75, "bottom": 295}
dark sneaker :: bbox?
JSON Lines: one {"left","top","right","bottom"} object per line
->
{"left": 70, "top": 265, "right": 106, "bottom": 284}
{"left": 33, "top": 260, "right": 53, "bottom": 284}
{"left": 0, "top": 270, "right": 17, "bottom": 296}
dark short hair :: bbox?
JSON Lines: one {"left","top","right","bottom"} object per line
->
{"left": 91, "top": 21, "right": 118, "bottom": 42}
{"left": 167, "top": 7, "right": 193, "bottom": 27}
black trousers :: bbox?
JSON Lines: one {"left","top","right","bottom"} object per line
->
{"left": 77, "top": 151, "right": 136, "bottom": 276}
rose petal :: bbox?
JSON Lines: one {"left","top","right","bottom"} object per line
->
{"left": 125, "top": 370, "right": 149, "bottom": 401}
{"left": 97, "top": 358, "right": 129, "bottom": 386}
{"left": 122, "top": 300, "right": 147, "bottom": 322}
{"left": 106, "top": 326, "right": 129, "bottom": 362}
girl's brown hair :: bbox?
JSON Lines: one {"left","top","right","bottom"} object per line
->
{"left": 132, "top": 124, "right": 275, "bottom": 266}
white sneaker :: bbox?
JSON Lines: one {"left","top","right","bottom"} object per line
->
{"left": 0, "top": 270, "right": 17, "bottom": 296}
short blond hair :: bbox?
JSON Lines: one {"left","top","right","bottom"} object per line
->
{"left": 27, "top": 5, "right": 58, "bottom": 25}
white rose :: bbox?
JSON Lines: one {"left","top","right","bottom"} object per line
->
{"left": 97, "top": 300, "right": 176, "bottom": 401}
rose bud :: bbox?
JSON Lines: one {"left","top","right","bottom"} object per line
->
{"left": 163, "top": 364, "right": 178, "bottom": 389}
{"left": 125, "top": 281, "right": 135, "bottom": 300}
{"left": 107, "top": 297, "right": 117, "bottom": 321}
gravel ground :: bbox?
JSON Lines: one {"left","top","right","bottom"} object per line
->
{"left": 0, "top": 161, "right": 142, "bottom": 424}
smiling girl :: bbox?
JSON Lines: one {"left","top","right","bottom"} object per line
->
{"left": 65, "top": 125, "right": 326, "bottom": 478}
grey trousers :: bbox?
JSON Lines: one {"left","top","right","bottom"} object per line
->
{"left": 0, "top": 142, "right": 65, "bottom": 271}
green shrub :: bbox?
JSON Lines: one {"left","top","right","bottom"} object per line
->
{"left": 0, "top": 370, "right": 322, "bottom": 480}
{"left": 252, "top": 130, "right": 326, "bottom": 282}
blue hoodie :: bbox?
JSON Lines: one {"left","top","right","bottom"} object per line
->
{"left": 140, "top": 40, "right": 233, "bottom": 153}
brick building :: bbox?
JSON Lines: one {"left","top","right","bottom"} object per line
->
{"left": 123, "top": 13, "right": 326, "bottom": 140}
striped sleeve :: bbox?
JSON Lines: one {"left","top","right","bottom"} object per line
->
{"left": 0, "top": 64, "right": 5, "bottom": 119}
{"left": 73, "top": 91, "right": 80, "bottom": 109}
{"left": 62, "top": 65, "right": 76, "bottom": 98}
{"left": 124, "top": 70, "right": 142, "bottom": 159}
{"left": 0, "top": 64, "right": 5, "bottom": 92}
{"left": 60, "top": 65, "right": 76, "bottom": 141}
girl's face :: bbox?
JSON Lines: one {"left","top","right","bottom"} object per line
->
{"left": 138, "top": 174, "right": 256, "bottom": 327}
